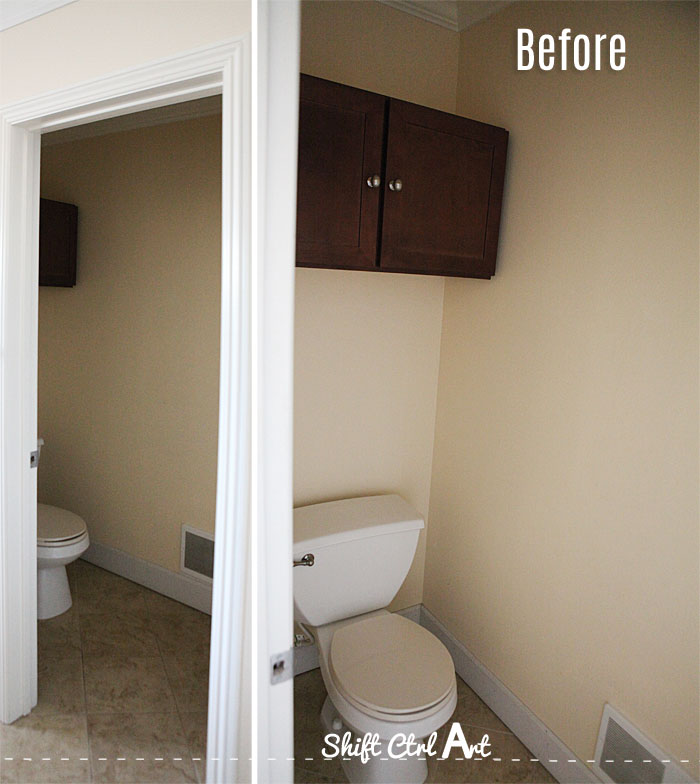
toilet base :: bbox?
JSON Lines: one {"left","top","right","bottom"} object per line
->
{"left": 320, "top": 696, "right": 429, "bottom": 784}
{"left": 37, "top": 564, "right": 72, "bottom": 620}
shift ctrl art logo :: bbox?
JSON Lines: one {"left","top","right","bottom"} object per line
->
{"left": 322, "top": 723, "right": 492, "bottom": 763}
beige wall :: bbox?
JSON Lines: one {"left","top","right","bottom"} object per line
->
{"left": 0, "top": 0, "right": 249, "bottom": 106}
{"left": 296, "top": 1, "right": 459, "bottom": 609}
{"left": 300, "top": 0, "right": 458, "bottom": 113}
{"left": 424, "top": 0, "right": 699, "bottom": 774}
{"left": 39, "top": 114, "right": 222, "bottom": 574}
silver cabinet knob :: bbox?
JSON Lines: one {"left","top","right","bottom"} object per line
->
{"left": 293, "top": 553, "right": 315, "bottom": 567}
{"left": 388, "top": 178, "right": 403, "bottom": 192}
{"left": 366, "top": 174, "right": 381, "bottom": 189}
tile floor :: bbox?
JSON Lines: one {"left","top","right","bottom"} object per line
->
{"left": 0, "top": 559, "right": 211, "bottom": 784}
{"left": 293, "top": 669, "right": 557, "bottom": 784}
{"left": 3, "top": 563, "right": 557, "bottom": 784}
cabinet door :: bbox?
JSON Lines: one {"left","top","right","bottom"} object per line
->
{"left": 380, "top": 100, "right": 508, "bottom": 278}
{"left": 39, "top": 198, "right": 78, "bottom": 286}
{"left": 296, "top": 75, "right": 386, "bottom": 270}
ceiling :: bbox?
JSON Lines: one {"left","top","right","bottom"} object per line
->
{"left": 1, "top": 0, "right": 510, "bottom": 36}
{"left": 0, "top": 0, "right": 76, "bottom": 32}
{"left": 378, "top": 0, "right": 511, "bottom": 31}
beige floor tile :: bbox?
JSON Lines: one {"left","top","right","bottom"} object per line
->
{"left": 80, "top": 612, "right": 160, "bottom": 657}
{"left": 294, "top": 765, "right": 337, "bottom": 783}
{"left": 426, "top": 726, "right": 446, "bottom": 782}
{"left": 84, "top": 655, "right": 176, "bottom": 714}
{"left": 0, "top": 713, "right": 90, "bottom": 784}
{"left": 38, "top": 607, "right": 82, "bottom": 660}
{"left": 149, "top": 612, "right": 211, "bottom": 660}
{"left": 432, "top": 731, "right": 556, "bottom": 783}
{"left": 452, "top": 677, "right": 513, "bottom": 736}
{"left": 88, "top": 712, "right": 196, "bottom": 783}
{"left": 75, "top": 564, "right": 149, "bottom": 619}
{"left": 293, "top": 670, "right": 346, "bottom": 783}
{"left": 143, "top": 592, "right": 205, "bottom": 622}
{"left": 178, "top": 712, "right": 207, "bottom": 759}
{"left": 178, "top": 712, "right": 208, "bottom": 783}
{"left": 35, "top": 656, "right": 86, "bottom": 715}
{"left": 161, "top": 655, "right": 209, "bottom": 714}
{"left": 66, "top": 561, "right": 80, "bottom": 593}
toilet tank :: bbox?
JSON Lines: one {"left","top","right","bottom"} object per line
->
{"left": 293, "top": 494, "right": 424, "bottom": 627}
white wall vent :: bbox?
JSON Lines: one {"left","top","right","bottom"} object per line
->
{"left": 593, "top": 704, "right": 696, "bottom": 784}
{"left": 180, "top": 525, "right": 215, "bottom": 582}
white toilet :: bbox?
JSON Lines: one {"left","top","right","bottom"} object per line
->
{"left": 294, "top": 494, "right": 457, "bottom": 784}
{"left": 37, "top": 503, "right": 89, "bottom": 620}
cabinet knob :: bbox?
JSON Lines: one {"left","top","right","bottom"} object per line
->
{"left": 366, "top": 174, "right": 381, "bottom": 189}
{"left": 388, "top": 178, "right": 403, "bottom": 192}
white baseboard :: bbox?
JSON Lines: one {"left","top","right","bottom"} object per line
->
{"left": 395, "top": 603, "right": 422, "bottom": 624}
{"left": 81, "top": 541, "right": 212, "bottom": 615}
{"left": 294, "top": 640, "right": 319, "bottom": 676}
{"left": 420, "top": 605, "right": 601, "bottom": 784}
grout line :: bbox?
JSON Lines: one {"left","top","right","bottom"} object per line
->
{"left": 75, "top": 592, "right": 95, "bottom": 784}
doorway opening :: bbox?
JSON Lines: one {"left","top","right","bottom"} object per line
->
{"left": 31, "top": 96, "right": 220, "bottom": 782}
{"left": 0, "top": 40, "right": 249, "bottom": 784}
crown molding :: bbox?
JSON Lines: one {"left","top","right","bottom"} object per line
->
{"left": 377, "top": 0, "right": 511, "bottom": 32}
{"left": 378, "top": 0, "right": 459, "bottom": 31}
{"left": 0, "top": 0, "right": 76, "bottom": 32}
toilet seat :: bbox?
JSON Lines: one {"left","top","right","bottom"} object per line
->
{"left": 38, "top": 503, "right": 88, "bottom": 547}
{"left": 329, "top": 613, "right": 455, "bottom": 718}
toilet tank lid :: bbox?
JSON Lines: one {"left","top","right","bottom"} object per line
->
{"left": 293, "top": 494, "right": 424, "bottom": 553}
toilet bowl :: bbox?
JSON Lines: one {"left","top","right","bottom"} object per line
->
{"left": 37, "top": 503, "right": 89, "bottom": 620}
{"left": 294, "top": 495, "right": 457, "bottom": 784}
{"left": 315, "top": 611, "right": 456, "bottom": 784}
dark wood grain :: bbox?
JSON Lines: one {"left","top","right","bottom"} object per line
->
{"left": 380, "top": 99, "right": 508, "bottom": 278}
{"left": 39, "top": 198, "right": 78, "bottom": 287}
{"left": 296, "top": 75, "right": 386, "bottom": 270}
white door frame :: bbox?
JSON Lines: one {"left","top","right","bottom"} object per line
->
{"left": 254, "top": 0, "right": 300, "bottom": 780}
{"left": 0, "top": 37, "right": 251, "bottom": 783}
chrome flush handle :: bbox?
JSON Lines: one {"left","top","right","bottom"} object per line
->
{"left": 293, "top": 553, "right": 315, "bottom": 567}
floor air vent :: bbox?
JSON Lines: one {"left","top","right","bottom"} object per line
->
{"left": 594, "top": 704, "right": 694, "bottom": 784}
{"left": 180, "top": 525, "right": 215, "bottom": 581}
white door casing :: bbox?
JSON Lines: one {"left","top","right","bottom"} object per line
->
{"left": 0, "top": 38, "right": 251, "bottom": 783}
{"left": 254, "top": 1, "right": 299, "bottom": 780}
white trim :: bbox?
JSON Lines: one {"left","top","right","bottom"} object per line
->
{"left": 0, "top": 0, "right": 76, "bottom": 32}
{"left": 41, "top": 94, "right": 222, "bottom": 147}
{"left": 255, "top": 1, "right": 299, "bottom": 781}
{"left": 377, "top": 0, "right": 459, "bottom": 31}
{"left": 396, "top": 603, "right": 422, "bottom": 624}
{"left": 0, "top": 39, "right": 251, "bottom": 782}
{"left": 376, "top": 0, "right": 512, "bottom": 32}
{"left": 81, "top": 544, "right": 212, "bottom": 615}
{"left": 420, "top": 605, "right": 602, "bottom": 784}
{"left": 0, "top": 121, "right": 40, "bottom": 723}
{"left": 294, "top": 641, "right": 320, "bottom": 677}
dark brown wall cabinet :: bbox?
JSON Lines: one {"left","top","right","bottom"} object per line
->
{"left": 39, "top": 198, "right": 78, "bottom": 287}
{"left": 296, "top": 75, "right": 509, "bottom": 279}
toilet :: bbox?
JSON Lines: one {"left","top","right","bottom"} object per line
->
{"left": 294, "top": 494, "right": 457, "bottom": 784}
{"left": 37, "top": 503, "right": 89, "bottom": 620}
